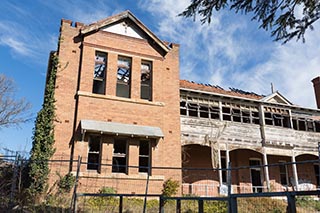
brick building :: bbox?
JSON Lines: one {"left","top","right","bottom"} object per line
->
{"left": 47, "top": 11, "right": 320, "bottom": 195}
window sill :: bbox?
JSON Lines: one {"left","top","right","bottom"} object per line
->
{"left": 73, "top": 171, "right": 164, "bottom": 181}
{"left": 78, "top": 91, "right": 165, "bottom": 107}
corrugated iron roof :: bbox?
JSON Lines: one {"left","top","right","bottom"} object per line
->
{"left": 180, "top": 80, "right": 264, "bottom": 100}
{"left": 81, "top": 120, "right": 164, "bottom": 138}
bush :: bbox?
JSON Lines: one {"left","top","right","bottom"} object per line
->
{"left": 87, "top": 186, "right": 118, "bottom": 210}
{"left": 161, "top": 178, "right": 179, "bottom": 197}
{"left": 57, "top": 173, "right": 75, "bottom": 193}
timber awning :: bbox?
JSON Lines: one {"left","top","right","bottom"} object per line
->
{"left": 80, "top": 119, "right": 164, "bottom": 139}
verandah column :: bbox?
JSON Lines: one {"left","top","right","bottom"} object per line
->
{"left": 262, "top": 148, "right": 270, "bottom": 191}
{"left": 291, "top": 152, "right": 299, "bottom": 190}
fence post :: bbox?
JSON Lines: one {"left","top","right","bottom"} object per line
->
{"left": 286, "top": 192, "right": 296, "bottom": 213}
{"left": 71, "top": 156, "right": 81, "bottom": 212}
{"left": 159, "top": 195, "right": 164, "bottom": 213}
{"left": 9, "top": 152, "right": 19, "bottom": 209}
{"left": 176, "top": 198, "right": 181, "bottom": 213}
{"left": 143, "top": 163, "right": 151, "bottom": 213}
{"left": 227, "top": 162, "right": 237, "bottom": 213}
{"left": 198, "top": 199, "right": 204, "bottom": 213}
{"left": 119, "top": 195, "right": 123, "bottom": 213}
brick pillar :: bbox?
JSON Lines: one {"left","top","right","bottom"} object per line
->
{"left": 312, "top": 77, "right": 320, "bottom": 108}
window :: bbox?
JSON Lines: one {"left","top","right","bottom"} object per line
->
{"left": 242, "top": 110, "right": 251, "bottom": 123}
{"left": 116, "top": 56, "right": 131, "bottom": 98}
{"left": 264, "top": 108, "right": 291, "bottom": 128}
{"left": 210, "top": 105, "right": 220, "bottom": 119}
{"left": 252, "top": 111, "right": 260, "bottom": 124}
{"left": 141, "top": 61, "right": 152, "bottom": 100}
{"left": 87, "top": 135, "right": 101, "bottom": 171}
{"left": 188, "top": 103, "right": 198, "bottom": 117}
{"left": 199, "top": 104, "right": 209, "bottom": 118}
{"left": 93, "top": 52, "right": 107, "bottom": 94}
{"left": 231, "top": 107, "right": 241, "bottom": 122}
{"left": 180, "top": 101, "right": 187, "bottom": 115}
{"left": 112, "top": 139, "right": 128, "bottom": 173}
{"left": 279, "top": 161, "right": 288, "bottom": 185}
{"left": 139, "top": 140, "right": 151, "bottom": 174}
{"left": 222, "top": 106, "right": 231, "bottom": 121}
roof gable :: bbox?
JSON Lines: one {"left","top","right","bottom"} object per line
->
{"left": 81, "top": 10, "right": 169, "bottom": 54}
{"left": 101, "top": 21, "right": 146, "bottom": 39}
{"left": 260, "top": 91, "right": 292, "bottom": 105}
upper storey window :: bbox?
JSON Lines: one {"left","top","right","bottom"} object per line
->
{"left": 141, "top": 61, "right": 152, "bottom": 101}
{"left": 93, "top": 52, "right": 107, "bottom": 95}
{"left": 264, "top": 107, "right": 291, "bottom": 128}
{"left": 116, "top": 56, "right": 131, "bottom": 98}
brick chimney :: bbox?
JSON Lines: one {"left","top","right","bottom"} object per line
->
{"left": 312, "top": 76, "right": 320, "bottom": 108}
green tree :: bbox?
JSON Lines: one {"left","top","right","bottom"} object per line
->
{"left": 28, "top": 52, "right": 58, "bottom": 196}
{"left": 179, "top": 0, "right": 320, "bottom": 43}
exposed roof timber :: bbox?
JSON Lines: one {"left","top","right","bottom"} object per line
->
{"left": 80, "top": 10, "right": 170, "bottom": 54}
{"left": 180, "top": 87, "right": 320, "bottom": 113}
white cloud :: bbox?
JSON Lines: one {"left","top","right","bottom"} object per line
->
{"left": 139, "top": 0, "right": 320, "bottom": 109}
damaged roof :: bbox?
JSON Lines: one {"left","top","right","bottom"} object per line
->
{"left": 80, "top": 10, "right": 170, "bottom": 54}
{"left": 180, "top": 80, "right": 264, "bottom": 100}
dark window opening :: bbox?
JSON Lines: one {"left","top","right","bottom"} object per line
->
{"left": 93, "top": 52, "right": 107, "bottom": 94}
{"left": 180, "top": 101, "right": 187, "bottom": 115}
{"left": 188, "top": 103, "right": 198, "bottom": 117}
{"left": 141, "top": 61, "right": 152, "bottom": 100}
{"left": 112, "top": 139, "right": 128, "bottom": 173}
{"left": 264, "top": 112, "right": 273, "bottom": 125}
{"left": 279, "top": 163, "right": 288, "bottom": 185}
{"left": 283, "top": 116, "right": 291, "bottom": 128}
{"left": 242, "top": 111, "right": 250, "bottom": 123}
{"left": 87, "top": 135, "right": 101, "bottom": 171}
{"left": 307, "top": 120, "right": 314, "bottom": 131}
{"left": 298, "top": 120, "right": 306, "bottom": 131}
{"left": 252, "top": 111, "right": 260, "bottom": 124}
{"left": 315, "top": 121, "right": 320, "bottom": 132}
{"left": 139, "top": 140, "right": 151, "bottom": 174}
{"left": 199, "top": 105, "right": 209, "bottom": 118}
{"left": 232, "top": 108, "right": 241, "bottom": 122}
{"left": 273, "top": 114, "right": 283, "bottom": 126}
{"left": 116, "top": 56, "right": 131, "bottom": 98}
{"left": 210, "top": 106, "right": 220, "bottom": 119}
{"left": 222, "top": 107, "right": 231, "bottom": 121}
{"left": 292, "top": 119, "right": 298, "bottom": 130}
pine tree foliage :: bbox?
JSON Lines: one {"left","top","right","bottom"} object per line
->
{"left": 179, "top": 0, "right": 320, "bottom": 43}
{"left": 28, "top": 52, "right": 58, "bottom": 195}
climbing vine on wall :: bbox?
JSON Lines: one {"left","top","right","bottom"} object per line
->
{"left": 28, "top": 52, "right": 58, "bottom": 196}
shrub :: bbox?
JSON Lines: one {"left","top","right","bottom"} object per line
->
{"left": 57, "top": 173, "right": 75, "bottom": 193}
{"left": 161, "top": 178, "right": 179, "bottom": 197}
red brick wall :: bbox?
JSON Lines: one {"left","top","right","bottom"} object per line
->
{"left": 51, "top": 18, "right": 181, "bottom": 193}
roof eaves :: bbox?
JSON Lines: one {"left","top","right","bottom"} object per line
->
{"left": 80, "top": 10, "right": 169, "bottom": 53}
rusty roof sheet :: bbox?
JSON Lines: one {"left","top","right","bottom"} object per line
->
{"left": 180, "top": 80, "right": 264, "bottom": 100}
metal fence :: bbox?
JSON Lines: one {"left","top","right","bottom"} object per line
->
{"left": 1, "top": 152, "right": 320, "bottom": 212}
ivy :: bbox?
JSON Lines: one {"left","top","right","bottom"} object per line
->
{"left": 28, "top": 52, "right": 58, "bottom": 196}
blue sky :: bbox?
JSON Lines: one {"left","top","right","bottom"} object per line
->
{"left": 1, "top": 0, "right": 320, "bottom": 152}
